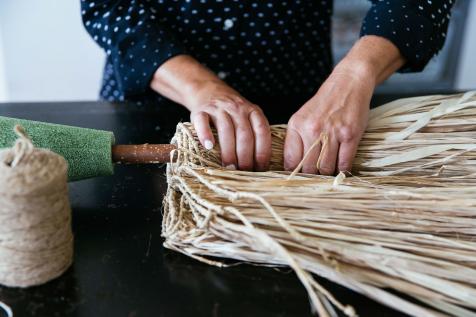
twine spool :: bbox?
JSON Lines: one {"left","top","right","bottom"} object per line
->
{"left": 0, "top": 126, "right": 73, "bottom": 287}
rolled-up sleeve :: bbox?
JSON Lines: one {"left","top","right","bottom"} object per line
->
{"left": 80, "top": 0, "right": 186, "bottom": 97}
{"left": 361, "top": 0, "right": 455, "bottom": 72}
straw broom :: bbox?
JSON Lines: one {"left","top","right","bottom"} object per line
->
{"left": 162, "top": 92, "right": 476, "bottom": 316}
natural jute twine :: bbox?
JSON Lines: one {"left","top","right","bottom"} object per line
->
{"left": 0, "top": 125, "right": 73, "bottom": 288}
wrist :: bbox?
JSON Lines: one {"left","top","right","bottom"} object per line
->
{"left": 333, "top": 56, "right": 378, "bottom": 87}
{"left": 149, "top": 54, "right": 225, "bottom": 110}
{"left": 335, "top": 36, "right": 405, "bottom": 85}
{"left": 183, "top": 79, "right": 224, "bottom": 111}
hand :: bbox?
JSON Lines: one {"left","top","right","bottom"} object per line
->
{"left": 186, "top": 80, "right": 272, "bottom": 171}
{"left": 150, "top": 55, "right": 272, "bottom": 171}
{"left": 283, "top": 34, "right": 406, "bottom": 175}
{"left": 284, "top": 65, "right": 374, "bottom": 175}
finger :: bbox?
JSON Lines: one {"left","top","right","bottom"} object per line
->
{"left": 191, "top": 112, "right": 215, "bottom": 150}
{"left": 317, "top": 134, "right": 339, "bottom": 176}
{"left": 249, "top": 109, "right": 271, "bottom": 171}
{"left": 232, "top": 111, "right": 255, "bottom": 171}
{"left": 301, "top": 136, "right": 321, "bottom": 174}
{"left": 337, "top": 141, "right": 359, "bottom": 174}
{"left": 211, "top": 111, "right": 237, "bottom": 169}
{"left": 283, "top": 128, "right": 304, "bottom": 172}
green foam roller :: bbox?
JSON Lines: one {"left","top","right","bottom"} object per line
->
{"left": 0, "top": 116, "right": 115, "bottom": 181}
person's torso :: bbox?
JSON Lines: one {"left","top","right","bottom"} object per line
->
{"left": 104, "top": 0, "right": 334, "bottom": 104}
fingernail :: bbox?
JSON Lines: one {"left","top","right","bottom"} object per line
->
{"left": 204, "top": 139, "right": 214, "bottom": 150}
{"left": 225, "top": 164, "right": 236, "bottom": 170}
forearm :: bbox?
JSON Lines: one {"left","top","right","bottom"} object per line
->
{"left": 150, "top": 55, "right": 223, "bottom": 110}
{"left": 334, "top": 35, "right": 406, "bottom": 85}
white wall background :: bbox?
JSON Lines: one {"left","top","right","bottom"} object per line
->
{"left": 0, "top": 0, "right": 474, "bottom": 103}
{"left": 0, "top": 26, "right": 8, "bottom": 102}
{"left": 0, "top": 0, "right": 104, "bottom": 102}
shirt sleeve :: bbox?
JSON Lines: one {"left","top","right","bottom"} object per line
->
{"left": 361, "top": 0, "right": 455, "bottom": 72}
{"left": 80, "top": 0, "right": 186, "bottom": 97}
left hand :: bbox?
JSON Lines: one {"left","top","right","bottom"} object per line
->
{"left": 284, "top": 63, "right": 375, "bottom": 175}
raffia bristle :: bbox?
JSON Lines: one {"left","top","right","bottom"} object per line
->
{"left": 162, "top": 91, "right": 476, "bottom": 317}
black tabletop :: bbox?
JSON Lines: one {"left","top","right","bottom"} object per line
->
{"left": 0, "top": 94, "right": 427, "bottom": 317}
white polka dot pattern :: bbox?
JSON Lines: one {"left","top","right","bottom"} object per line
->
{"left": 80, "top": 0, "right": 455, "bottom": 103}
{"left": 361, "top": 0, "right": 454, "bottom": 72}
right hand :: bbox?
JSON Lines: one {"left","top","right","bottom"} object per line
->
{"left": 186, "top": 80, "right": 271, "bottom": 171}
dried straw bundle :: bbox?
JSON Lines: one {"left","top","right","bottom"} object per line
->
{"left": 162, "top": 92, "right": 476, "bottom": 317}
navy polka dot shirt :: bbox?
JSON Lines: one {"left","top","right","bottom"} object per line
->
{"left": 81, "top": 0, "right": 455, "bottom": 104}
